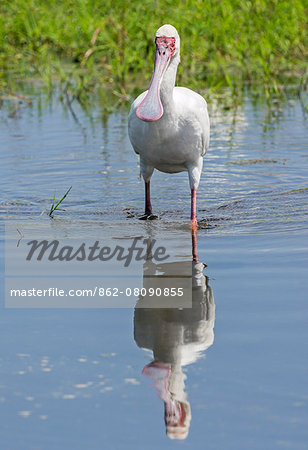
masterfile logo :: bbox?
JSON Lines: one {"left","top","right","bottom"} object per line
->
{"left": 5, "top": 221, "right": 192, "bottom": 309}
{"left": 25, "top": 237, "right": 169, "bottom": 267}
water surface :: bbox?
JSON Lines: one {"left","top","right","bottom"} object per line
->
{"left": 0, "top": 88, "right": 307, "bottom": 449}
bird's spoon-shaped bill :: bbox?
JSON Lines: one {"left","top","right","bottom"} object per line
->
{"left": 136, "top": 44, "right": 171, "bottom": 122}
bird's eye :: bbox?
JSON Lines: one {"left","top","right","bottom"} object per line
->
{"left": 173, "top": 40, "right": 176, "bottom": 45}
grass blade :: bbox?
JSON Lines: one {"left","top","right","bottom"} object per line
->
{"left": 49, "top": 186, "right": 72, "bottom": 217}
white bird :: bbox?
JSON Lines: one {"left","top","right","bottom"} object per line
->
{"left": 128, "top": 24, "right": 210, "bottom": 227}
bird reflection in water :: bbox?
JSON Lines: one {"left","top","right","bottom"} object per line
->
{"left": 134, "top": 230, "right": 215, "bottom": 439}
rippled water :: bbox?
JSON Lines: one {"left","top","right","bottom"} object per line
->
{"left": 1, "top": 93, "right": 307, "bottom": 233}
{"left": 0, "top": 88, "right": 307, "bottom": 449}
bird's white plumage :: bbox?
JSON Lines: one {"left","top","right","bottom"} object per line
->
{"left": 129, "top": 87, "right": 209, "bottom": 182}
{"left": 128, "top": 24, "right": 210, "bottom": 215}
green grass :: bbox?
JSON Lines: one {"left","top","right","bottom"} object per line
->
{"left": 49, "top": 186, "right": 72, "bottom": 218}
{"left": 0, "top": 0, "right": 307, "bottom": 107}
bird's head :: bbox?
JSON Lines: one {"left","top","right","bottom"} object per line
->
{"left": 155, "top": 24, "right": 180, "bottom": 63}
{"left": 136, "top": 24, "right": 180, "bottom": 122}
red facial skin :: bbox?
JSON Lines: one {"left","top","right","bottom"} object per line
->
{"left": 155, "top": 36, "right": 176, "bottom": 58}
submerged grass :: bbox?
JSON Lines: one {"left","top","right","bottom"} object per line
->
{"left": 0, "top": 0, "right": 307, "bottom": 108}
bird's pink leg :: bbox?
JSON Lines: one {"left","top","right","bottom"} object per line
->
{"left": 145, "top": 181, "right": 152, "bottom": 216}
{"left": 191, "top": 188, "right": 198, "bottom": 229}
{"left": 192, "top": 228, "right": 198, "bottom": 262}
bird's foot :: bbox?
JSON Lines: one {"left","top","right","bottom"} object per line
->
{"left": 191, "top": 218, "right": 199, "bottom": 231}
{"left": 139, "top": 213, "right": 158, "bottom": 221}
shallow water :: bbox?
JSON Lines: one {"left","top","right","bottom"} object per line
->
{"left": 0, "top": 88, "right": 308, "bottom": 449}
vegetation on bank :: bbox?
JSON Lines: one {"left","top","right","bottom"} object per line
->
{"left": 0, "top": 0, "right": 307, "bottom": 107}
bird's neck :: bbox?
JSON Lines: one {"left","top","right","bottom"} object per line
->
{"left": 160, "top": 58, "right": 179, "bottom": 115}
